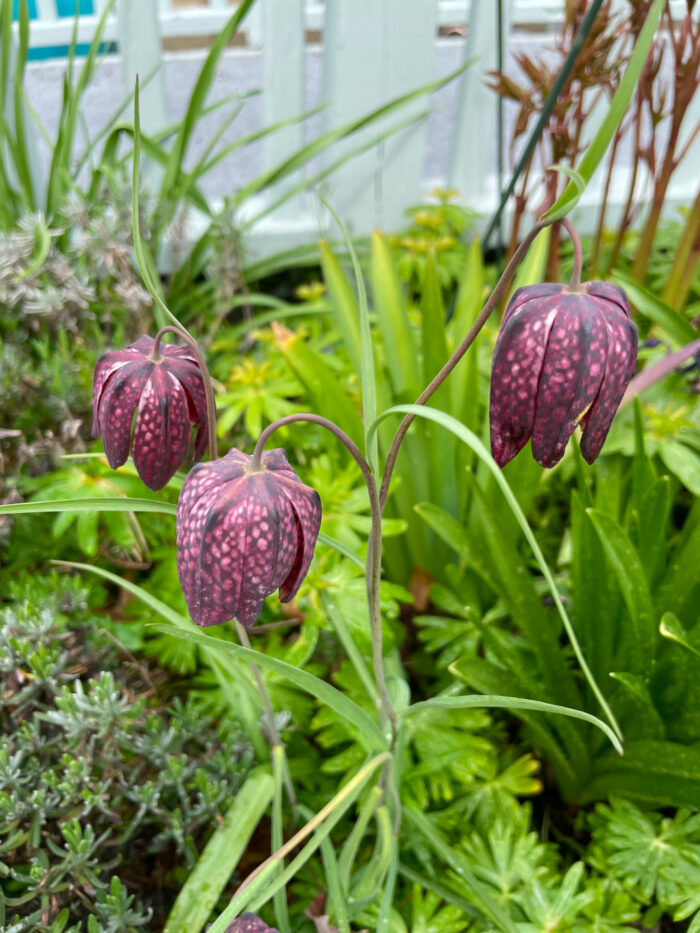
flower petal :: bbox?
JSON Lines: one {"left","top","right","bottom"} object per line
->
{"left": 276, "top": 477, "right": 322, "bottom": 602}
{"left": 132, "top": 366, "right": 191, "bottom": 490}
{"left": 166, "top": 357, "right": 211, "bottom": 461}
{"left": 580, "top": 309, "right": 638, "bottom": 463}
{"left": 98, "top": 362, "right": 152, "bottom": 469}
{"left": 531, "top": 296, "right": 606, "bottom": 468}
{"left": 490, "top": 296, "right": 558, "bottom": 467}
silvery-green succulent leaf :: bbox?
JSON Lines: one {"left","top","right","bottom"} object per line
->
{"left": 92, "top": 334, "right": 209, "bottom": 490}
{"left": 176, "top": 448, "right": 322, "bottom": 628}
{"left": 490, "top": 282, "right": 637, "bottom": 468}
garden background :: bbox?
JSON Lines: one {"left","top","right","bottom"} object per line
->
{"left": 2, "top": 1, "right": 700, "bottom": 931}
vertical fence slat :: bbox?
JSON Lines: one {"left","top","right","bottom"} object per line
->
{"left": 116, "top": 0, "right": 168, "bottom": 134}
{"left": 321, "top": 0, "right": 437, "bottom": 234}
{"left": 448, "top": 0, "right": 514, "bottom": 211}
{"left": 35, "top": 0, "right": 58, "bottom": 20}
{"left": 262, "top": 0, "right": 304, "bottom": 172}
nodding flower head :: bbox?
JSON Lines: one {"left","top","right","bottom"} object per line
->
{"left": 490, "top": 281, "right": 638, "bottom": 468}
{"left": 176, "top": 447, "right": 321, "bottom": 628}
{"left": 92, "top": 334, "right": 209, "bottom": 490}
{"left": 223, "top": 915, "right": 280, "bottom": 933}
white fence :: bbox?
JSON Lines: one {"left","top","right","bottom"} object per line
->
{"left": 11, "top": 0, "right": 700, "bottom": 255}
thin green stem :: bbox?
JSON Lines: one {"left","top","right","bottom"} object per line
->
{"left": 152, "top": 325, "right": 218, "bottom": 462}
{"left": 252, "top": 414, "right": 396, "bottom": 737}
{"left": 378, "top": 219, "right": 549, "bottom": 512}
{"left": 561, "top": 218, "right": 583, "bottom": 291}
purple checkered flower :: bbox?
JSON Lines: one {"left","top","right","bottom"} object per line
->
{"left": 92, "top": 335, "right": 209, "bottom": 490}
{"left": 176, "top": 447, "right": 321, "bottom": 628}
{"left": 490, "top": 281, "right": 638, "bottom": 468}
{"left": 224, "top": 915, "right": 280, "bottom": 933}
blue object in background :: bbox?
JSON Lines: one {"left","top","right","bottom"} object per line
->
{"left": 12, "top": 0, "right": 116, "bottom": 61}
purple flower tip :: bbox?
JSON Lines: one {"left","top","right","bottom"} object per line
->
{"left": 224, "top": 915, "right": 280, "bottom": 933}
{"left": 92, "top": 335, "right": 209, "bottom": 490}
{"left": 489, "top": 281, "right": 638, "bottom": 468}
{"left": 176, "top": 447, "right": 322, "bottom": 628}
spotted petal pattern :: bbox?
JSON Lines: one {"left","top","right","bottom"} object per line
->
{"left": 177, "top": 447, "right": 322, "bottom": 628}
{"left": 224, "top": 914, "right": 280, "bottom": 933}
{"left": 490, "top": 282, "right": 637, "bottom": 468}
{"left": 92, "top": 334, "right": 210, "bottom": 490}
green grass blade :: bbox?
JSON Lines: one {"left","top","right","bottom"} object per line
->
{"left": 163, "top": 770, "right": 274, "bottom": 933}
{"left": 319, "top": 199, "right": 378, "bottom": 472}
{"left": 271, "top": 747, "right": 291, "bottom": 933}
{"left": 0, "top": 498, "right": 176, "bottom": 516}
{"left": 612, "top": 270, "right": 698, "bottom": 346}
{"left": 403, "top": 694, "right": 622, "bottom": 754}
{"left": 367, "top": 404, "right": 622, "bottom": 741}
{"left": 544, "top": 0, "right": 666, "bottom": 221}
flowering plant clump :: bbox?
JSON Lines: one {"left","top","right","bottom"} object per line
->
{"left": 224, "top": 914, "right": 280, "bottom": 933}
{"left": 176, "top": 447, "right": 321, "bottom": 628}
{"left": 92, "top": 333, "right": 209, "bottom": 489}
{"left": 489, "top": 280, "right": 638, "bottom": 467}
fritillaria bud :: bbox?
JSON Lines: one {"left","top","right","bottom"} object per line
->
{"left": 224, "top": 915, "right": 280, "bottom": 933}
{"left": 176, "top": 447, "right": 321, "bottom": 628}
{"left": 92, "top": 335, "right": 209, "bottom": 490}
{"left": 490, "top": 281, "right": 638, "bottom": 468}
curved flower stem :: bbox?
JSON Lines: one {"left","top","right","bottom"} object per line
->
{"left": 378, "top": 219, "right": 549, "bottom": 512}
{"left": 561, "top": 217, "right": 583, "bottom": 291}
{"left": 253, "top": 414, "right": 396, "bottom": 738}
{"left": 152, "top": 325, "right": 218, "bottom": 463}
{"left": 236, "top": 622, "right": 297, "bottom": 809}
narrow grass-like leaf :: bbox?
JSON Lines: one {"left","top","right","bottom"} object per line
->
{"left": 544, "top": 0, "right": 666, "bottom": 221}
{"left": 612, "top": 271, "right": 698, "bottom": 346}
{"left": 323, "top": 595, "right": 378, "bottom": 705}
{"left": 403, "top": 695, "right": 621, "bottom": 754}
{"left": 319, "top": 239, "right": 362, "bottom": 372}
{"left": 209, "top": 754, "right": 390, "bottom": 931}
{"left": 319, "top": 196, "right": 378, "bottom": 473}
{"left": 0, "top": 498, "right": 176, "bottom": 516}
{"left": 367, "top": 404, "right": 622, "bottom": 740}
{"left": 271, "top": 748, "right": 291, "bottom": 933}
{"left": 163, "top": 770, "right": 274, "bottom": 933}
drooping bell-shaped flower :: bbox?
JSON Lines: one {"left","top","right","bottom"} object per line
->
{"left": 490, "top": 281, "right": 638, "bottom": 468}
{"left": 224, "top": 915, "right": 280, "bottom": 933}
{"left": 92, "top": 335, "right": 209, "bottom": 490}
{"left": 177, "top": 447, "right": 321, "bottom": 628}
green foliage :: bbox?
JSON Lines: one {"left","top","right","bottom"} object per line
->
{"left": 0, "top": 575, "right": 253, "bottom": 931}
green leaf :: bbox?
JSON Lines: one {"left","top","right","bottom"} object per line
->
{"left": 370, "top": 231, "right": 419, "bottom": 396}
{"left": 319, "top": 200, "right": 378, "bottom": 473}
{"left": 403, "top": 695, "right": 622, "bottom": 754}
{"left": 0, "top": 498, "right": 177, "bottom": 516}
{"left": 319, "top": 239, "right": 362, "bottom": 372}
{"left": 585, "top": 741, "right": 700, "bottom": 808}
{"left": 544, "top": 0, "right": 666, "bottom": 221}
{"left": 164, "top": 770, "right": 274, "bottom": 933}
{"left": 586, "top": 509, "right": 657, "bottom": 671}
{"left": 612, "top": 271, "right": 698, "bottom": 346}
{"left": 660, "top": 611, "right": 700, "bottom": 659}
{"left": 367, "top": 404, "right": 621, "bottom": 741}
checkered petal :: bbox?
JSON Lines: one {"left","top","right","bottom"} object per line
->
{"left": 224, "top": 914, "right": 280, "bottom": 933}
{"left": 531, "top": 295, "right": 607, "bottom": 468}
{"left": 490, "top": 292, "right": 558, "bottom": 467}
{"left": 489, "top": 279, "right": 637, "bottom": 469}
{"left": 176, "top": 447, "right": 321, "bottom": 628}
{"left": 165, "top": 356, "right": 211, "bottom": 461}
{"left": 132, "top": 367, "right": 191, "bottom": 490}
{"left": 98, "top": 361, "right": 152, "bottom": 470}
{"left": 580, "top": 292, "right": 638, "bottom": 463}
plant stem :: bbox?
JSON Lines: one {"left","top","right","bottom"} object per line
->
{"left": 152, "top": 325, "right": 218, "bottom": 462}
{"left": 252, "top": 414, "right": 396, "bottom": 736}
{"left": 561, "top": 217, "right": 583, "bottom": 290}
{"left": 236, "top": 622, "right": 297, "bottom": 809}
{"left": 379, "top": 218, "right": 549, "bottom": 511}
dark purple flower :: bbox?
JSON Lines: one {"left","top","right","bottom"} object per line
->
{"left": 490, "top": 281, "right": 638, "bottom": 468}
{"left": 224, "top": 915, "right": 280, "bottom": 933}
{"left": 92, "top": 335, "right": 209, "bottom": 490}
{"left": 177, "top": 447, "right": 321, "bottom": 628}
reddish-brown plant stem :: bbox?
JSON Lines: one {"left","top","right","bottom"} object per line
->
{"left": 152, "top": 325, "right": 218, "bottom": 462}
{"left": 378, "top": 218, "right": 549, "bottom": 512}
{"left": 561, "top": 217, "right": 583, "bottom": 290}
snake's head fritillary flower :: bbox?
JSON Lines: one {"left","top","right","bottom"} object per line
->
{"left": 490, "top": 282, "right": 638, "bottom": 468}
{"left": 176, "top": 447, "right": 321, "bottom": 628}
{"left": 92, "top": 335, "right": 209, "bottom": 490}
{"left": 223, "top": 915, "right": 280, "bottom": 933}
